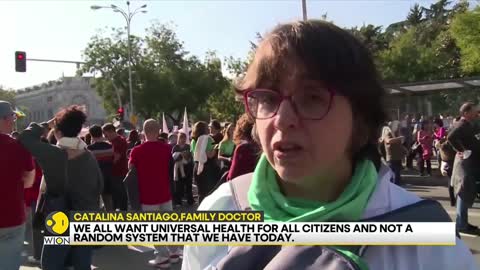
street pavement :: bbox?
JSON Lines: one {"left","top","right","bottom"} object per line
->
{"left": 20, "top": 168, "right": 480, "bottom": 270}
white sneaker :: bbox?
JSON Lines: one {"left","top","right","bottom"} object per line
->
{"left": 148, "top": 256, "right": 170, "bottom": 269}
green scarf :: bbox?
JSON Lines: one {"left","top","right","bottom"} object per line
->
{"left": 247, "top": 154, "right": 378, "bottom": 269}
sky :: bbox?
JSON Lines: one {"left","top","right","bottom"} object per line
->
{"left": 0, "top": 0, "right": 466, "bottom": 90}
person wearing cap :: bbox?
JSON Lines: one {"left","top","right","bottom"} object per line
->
{"left": 448, "top": 102, "right": 480, "bottom": 235}
{"left": 0, "top": 101, "right": 35, "bottom": 270}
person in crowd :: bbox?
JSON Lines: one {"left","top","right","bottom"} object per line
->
{"left": 127, "top": 129, "right": 141, "bottom": 158}
{"left": 46, "top": 128, "right": 57, "bottom": 145}
{"left": 84, "top": 133, "right": 92, "bottom": 146}
{"left": 448, "top": 102, "right": 480, "bottom": 235}
{"left": 218, "top": 123, "right": 235, "bottom": 173}
{"left": 182, "top": 20, "right": 476, "bottom": 270}
{"left": 0, "top": 101, "right": 35, "bottom": 270}
{"left": 382, "top": 127, "right": 406, "bottom": 185}
{"left": 116, "top": 128, "right": 126, "bottom": 138}
{"left": 209, "top": 120, "right": 223, "bottom": 145}
{"left": 102, "top": 123, "right": 128, "bottom": 211}
{"left": 417, "top": 120, "right": 433, "bottom": 176}
{"left": 169, "top": 133, "right": 178, "bottom": 148}
{"left": 88, "top": 125, "right": 114, "bottom": 211}
{"left": 434, "top": 118, "right": 447, "bottom": 161}
{"left": 172, "top": 132, "right": 194, "bottom": 206}
{"left": 159, "top": 132, "right": 169, "bottom": 143}
{"left": 208, "top": 120, "right": 223, "bottom": 182}
{"left": 24, "top": 159, "right": 43, "bottom": 265}
{"left": 129, "top": 119, "right": 181, "bottom": 268}
{"left": 39, "top": 122, "right": 50, "bottom": 143}
{"left": 19, "top": 105, "right": 103, "bottom": 270}
{"left": 437, "top": 136, "right": 457, "bottom": 206}
{"left": 227, "top": 114, "right": 258, "bottom": 181}
{"left": 127, "top": 129, "right": 141, "bottom": 150}
{"left": 191, "top": 121, "right": 217, "bottom": 203}
{"left": 400, "top": 114, "right": 414, "bottom": 168}
{"left": 434, "top": 118, "right": 447, "bottom": 141}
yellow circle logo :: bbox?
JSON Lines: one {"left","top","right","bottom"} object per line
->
{"left": 45, "top": 212, "right": 69, "bottom": 235}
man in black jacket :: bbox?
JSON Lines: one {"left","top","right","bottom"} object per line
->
{"left": 447, "top": 102, "right": 480, "bottom": 235}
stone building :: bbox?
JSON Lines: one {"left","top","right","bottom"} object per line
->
{"left": 15, "top": 76, "right": 107, "bottom": 128}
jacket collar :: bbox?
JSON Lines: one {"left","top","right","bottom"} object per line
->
{"left": 362, "top": 163, "right": 394, "bottom": 219}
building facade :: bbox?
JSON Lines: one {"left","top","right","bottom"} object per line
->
{"left": 15, "top": 76, "right": 107, "bottom": 128}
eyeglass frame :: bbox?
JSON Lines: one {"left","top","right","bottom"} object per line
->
{"left": 242, "top": 88, "right": 336, "bottom": 120}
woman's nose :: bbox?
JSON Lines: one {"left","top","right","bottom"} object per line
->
{"left": 274, "top": 99, "right": 300, "bottom": 131}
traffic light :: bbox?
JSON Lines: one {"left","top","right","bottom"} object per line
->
{"left": 117, "top": 107, "right": 124, "bottom": 121}
{"left": 15, "top": 51, "right": 26, "bottom": 72}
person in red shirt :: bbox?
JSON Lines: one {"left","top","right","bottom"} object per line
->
{"left": 129, "top": 119, "right": 180, "bottom": 268}
{"left": 102, "top": 123, "right": 128, "bottom": 211}
{"left": 227, "top": 114, "right": 259, "bottom": 180}
{"left": 0, "top": 101, "right": 35, "bottom": 270}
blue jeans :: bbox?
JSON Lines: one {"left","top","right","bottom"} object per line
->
{"left": 41, "top": 245, "right": 92, "bottom": 270}
{"left": 456, "top": 195, "right": 469, "bottom": 230}
{"left": 0, "top": 223, "right": 26, "bottom": 270}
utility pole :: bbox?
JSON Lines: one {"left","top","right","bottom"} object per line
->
{"left": 302, "top": 0, "right": 307, "bottom": 21}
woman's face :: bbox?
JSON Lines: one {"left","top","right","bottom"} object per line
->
{"left": 255, "top": 76, "right": 354, "bottom": 182}
{"left": 228, "top": 126, "right": 234, "bottom": 138}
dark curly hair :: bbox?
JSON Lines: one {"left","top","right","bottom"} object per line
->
{"left": 54, "top": 105, "right": 87, "bottom": 138}
{"left": 233, "top": 114, "right": 254, "bottom": 145}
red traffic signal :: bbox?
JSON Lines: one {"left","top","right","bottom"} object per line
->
{"left": 15, "top": 51, "right": 26, "bottom": 72}
{"left": 117, "top": 107, "right": 124, "bottom": 121}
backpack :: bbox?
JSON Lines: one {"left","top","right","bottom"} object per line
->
{"left": 216, "top": 171, "right": 452, "bottom": 270}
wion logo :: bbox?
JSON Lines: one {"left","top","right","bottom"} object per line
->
{"left": 43, "top": 211, "right": 70, "bottom": 245}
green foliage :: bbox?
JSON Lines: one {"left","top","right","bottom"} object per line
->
{"left": 82, "top": 23, "right": 229, "bottom": 124}
{"left": 450, "top": 5, "right": 480, "bottom": 74}
{"left": 0, "top": 88, "right": 15, "bottom": 104}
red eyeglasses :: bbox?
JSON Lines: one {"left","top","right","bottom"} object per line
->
{"left": 243, "top": 88, "right": 335, "bottom": 120}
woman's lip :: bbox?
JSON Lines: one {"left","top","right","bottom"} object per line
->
{"left": 274, "top": 148, "right": 303, "bottom": 160}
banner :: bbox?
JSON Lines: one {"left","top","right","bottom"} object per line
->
{"left": 43, "top": 211, "right": 456, "bottom": 246}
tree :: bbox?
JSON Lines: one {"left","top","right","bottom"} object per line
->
{"left": 0, "top": 88, "right": 15, "bottom": 104}
{"left": 349, "top": 24, "right": 388, "bottom": 56}
{"left": 406, "top": 4, "right": 424, "bottom": 26}
{"left": 450, "top": 5, "right": 480, "bottom": 74}
{"left": 82, "top": 23, "right": 229, "bottom": 124}
{"left": 205, "top": 57, "right": 246, "bottom": 122}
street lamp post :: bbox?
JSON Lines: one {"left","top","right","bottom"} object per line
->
{"left": 91, "top": 1, "right": 147, "bottom": 118}
{"left": 302, "top": 0, "right": 307, "bottom": 21}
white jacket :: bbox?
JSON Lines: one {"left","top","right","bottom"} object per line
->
{"left": 182, "top": 167, "right": 477, "bottom": 270}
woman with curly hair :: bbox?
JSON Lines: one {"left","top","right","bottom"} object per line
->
{"left": 227, "top": 114, "right": 259, "bottom": 180}
{"left": 19, "top": 105, "right": 103, "bottom": 270}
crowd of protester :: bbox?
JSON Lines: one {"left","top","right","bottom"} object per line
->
{"left": 379, "top": 104, "right": 480, "bottom": 235}
{"left": 0, "top": 98, "right": 259, "bottom": 269}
